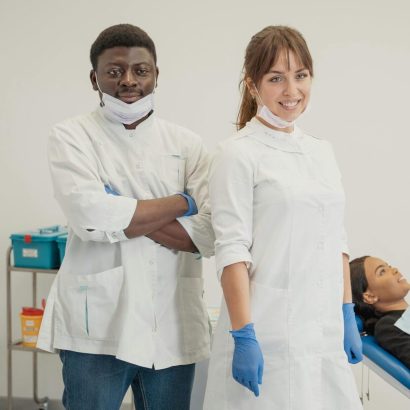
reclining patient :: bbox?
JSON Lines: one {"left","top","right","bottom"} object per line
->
{"left": 350, "top": 256, "right": 410, "bottom": 368}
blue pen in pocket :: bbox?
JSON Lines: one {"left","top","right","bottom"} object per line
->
{"left": 79, "top": 285, "right": 89, "bottom": 336}
{"left": 104, "top": 184, "right": 120, "bottom": 196}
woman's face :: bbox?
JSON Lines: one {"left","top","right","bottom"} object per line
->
{"left": 253, "top": 50, "right": 312, "bottom": 123}
{"left": 364, "top": 257, "right": 409, "bottom": 304}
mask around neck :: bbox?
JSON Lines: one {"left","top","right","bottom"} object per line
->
{"left": 255, "top": 91, "right": 295, "bottom": 128}
{"left": 95, "top": 76, "right": 154, "bottom": 125}
{"left": 257, "top": 104, "right": 294, "bottom": 129}
{"left": 252, "top": 83, "right": 295, "bottom": 129}
{"left": 100, "top": 92, "right": 154, "bottom": 125}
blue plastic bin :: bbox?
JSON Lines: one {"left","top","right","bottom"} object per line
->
{"left": 56, "top": 234, "right": 68, "bottom": 265}
{"left": 10, "top": 225, "right": 67, "bottom": 269}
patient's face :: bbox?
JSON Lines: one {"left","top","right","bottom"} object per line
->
{"left": 364, "top": 257, "right": 409, "bottom": 303}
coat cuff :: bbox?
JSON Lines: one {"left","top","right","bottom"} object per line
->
{"left": 215, "top": 243, "right": 252, "bottom": 281}
{"left": 177, "top": 214, "right": 215, "bottom": 258}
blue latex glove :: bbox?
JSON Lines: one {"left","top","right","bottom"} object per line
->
{"left": 177, "top": 192, "right": 198, "bottom": 216}
{"left": 342, "top": 303, "right": 363, "bottom": 364}
{"left": 230, "top": 323, "right": 264, "bottom": 397}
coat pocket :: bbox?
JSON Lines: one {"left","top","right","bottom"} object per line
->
{"left": 178, "top": 277, "right": 211, "bottom": 353}
{"left": 156, "top": 153, "right": 186, "bottom": 192}
{"left": 55, "top": 266, "right": 124, "bottom": 341}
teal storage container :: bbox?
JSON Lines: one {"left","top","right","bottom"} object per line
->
{"left": 56, "top": 234, "right": 68, "bottom": 265}
{"left": 10, "top": 225, "right": 67, "bottom": 269}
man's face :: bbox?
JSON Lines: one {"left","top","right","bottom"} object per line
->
{"left": 90, "top": 46, "right": 158, "bottom": 104}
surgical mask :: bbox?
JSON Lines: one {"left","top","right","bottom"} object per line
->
{"left": 258, "top": 104, "right": 294, "bottom": 129}
{"left": 253, "top": 86, "right": 294, "bottom": 129}
{"left": 96, "top": 77, "right": 154, "bottom": 125}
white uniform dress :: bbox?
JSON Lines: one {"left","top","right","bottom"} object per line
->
{"left": 37, "top": 108, "right": 215, "bottom": 369}
{"left": 203, "top": 118, "right": 361, "bottom": 410}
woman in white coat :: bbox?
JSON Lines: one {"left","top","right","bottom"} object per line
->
{"left": 203, "top": 26, "right": 363, "bottom": 410}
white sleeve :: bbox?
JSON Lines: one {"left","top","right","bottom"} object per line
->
{"left": 177, "top": 139, "right": 215, "bottom": 257}
{"left": 208, "top": 142, "right": 254, "bottom": 280}
{"left": 48, "top": 124, "right": 137, "bottom": 242}
{"left": 342, "top": 226, "right": 349, "bottom": 256}
{"left": 325, "top": 140, "right": 350, "bottom": 256}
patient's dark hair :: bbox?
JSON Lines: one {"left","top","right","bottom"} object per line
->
{"left": 350, "top": 256, "right": 382, "bottom": 334}
{"left": 90, "top": 24, "right": 157, "bottom": 70}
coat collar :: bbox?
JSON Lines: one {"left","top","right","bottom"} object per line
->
{"left": 242, "top": 117, "right": 304, "bottom": 153}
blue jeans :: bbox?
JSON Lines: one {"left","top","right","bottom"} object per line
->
{"left": 59, "top": 350, "right": 195, "bottom": 410}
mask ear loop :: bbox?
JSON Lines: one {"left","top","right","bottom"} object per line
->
{"left": 249, "top": 80, "right": 263, "bottom": 109}
{"left": 94, "top": 75, "right": 105, "bottom": 107}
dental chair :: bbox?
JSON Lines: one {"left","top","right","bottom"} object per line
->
{"left": 355, "top": 316, "right": 410, "bottom": 399}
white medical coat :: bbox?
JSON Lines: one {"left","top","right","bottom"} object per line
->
{"left": 37, "top": 109, "right": 215, "bottom": 369}
{"left": 203, "top": 118, "right": 361, "bottom": 409}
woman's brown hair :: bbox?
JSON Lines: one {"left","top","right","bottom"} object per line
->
{"left": 237, "top": 26, "right": 314, "bottom": 130}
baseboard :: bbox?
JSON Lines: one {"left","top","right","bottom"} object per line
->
{"left": 0, "top": 397, "right": 133, "bottom": 410}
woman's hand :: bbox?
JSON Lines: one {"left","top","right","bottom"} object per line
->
{"left": 231, "top": 323, "right": 264, "bottom": 396}
{"left": 342, "top": 303, "right": 363, "bottom": 364}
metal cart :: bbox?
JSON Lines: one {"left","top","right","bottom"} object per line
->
{"left": 6, "top": 246, "right": 58, "bottom": 410}
{"left": 6, "top": 245, "right": 137, "bottom": 410}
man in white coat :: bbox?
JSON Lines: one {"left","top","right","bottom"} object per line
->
{"left": 37, "top": 24, "right": 214, "bottom": 410}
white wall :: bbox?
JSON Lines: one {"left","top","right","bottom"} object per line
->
{"left": 1, "top": 0, "right": 409, "bottom": 408}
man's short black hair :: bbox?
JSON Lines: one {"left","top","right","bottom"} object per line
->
{"left": 90, "top": 24, "right": 157, "bottom": 70}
